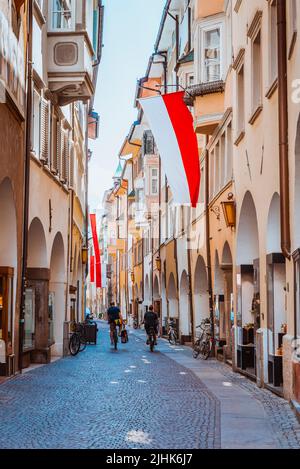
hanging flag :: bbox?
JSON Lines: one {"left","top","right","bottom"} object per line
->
{"left": 139, "top": 91, "right": 200, "bottom": 207}
{"left": 90, "top": 214, "right": 102, "bottom": 288}
{"left": 90, "top": 255, "right": 95, "bottom": 283}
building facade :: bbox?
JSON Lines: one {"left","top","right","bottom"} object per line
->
{"left": 0, "top": 0, "right": 103, "bottom": 376}
{"left": 98, "top": 0, "right": 300, "bottom": 412}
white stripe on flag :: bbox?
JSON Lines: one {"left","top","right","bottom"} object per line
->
{"left": 140, "top": 95, "right": 190, "bottom": 205}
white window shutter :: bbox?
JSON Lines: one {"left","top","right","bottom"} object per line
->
{"left": 40, "top": 98, "right": 49, "bottom": 164}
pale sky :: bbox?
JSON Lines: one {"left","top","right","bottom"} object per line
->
{"left": 88, "top": 0, "right": 165, "bottom": 212}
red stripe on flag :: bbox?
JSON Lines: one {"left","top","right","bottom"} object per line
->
{"left": 90, "top": 255, "right": 95, "bottom": 283}
{"left": 90, "top": 214, "right": 102, "bottom": 288}
{"left": 162, "top": 91, "right": 200, "bottom": 207}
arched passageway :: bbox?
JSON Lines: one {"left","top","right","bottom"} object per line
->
{"left": 193, "top": 255, "right": 209, "bottom": 332}
{"left": 167, "top": 273, "right": 178, "bottom": 320}
{"left": 0, "top": 178, "right": 17, "bottom": 364}
{"left": 236, "top": 192, "right": 259, "bottom": 376}
{"left": 179, "top": 270, "right": 191, "bottom": 338}
{"left": 49, "top": 233, "right": 65, "bottom": 356}
{"left": 26, "top": 218, "right": 49, "bottom": 360}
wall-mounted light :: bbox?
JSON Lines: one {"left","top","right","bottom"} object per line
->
{"left": 221, "top": 193, "right": 236, "bottom": 228}
{"left": 155, "top": 257, "right": 162, "bottom": 271}
{"left": 82, "top": 247, "right": 89, "bottom": 264}
{"left": 130, "top": 272, "right": 135, "bottom": 283}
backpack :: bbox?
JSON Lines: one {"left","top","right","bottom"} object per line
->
{"left": 121, "top": 328, "right": 128, "bottom": 343}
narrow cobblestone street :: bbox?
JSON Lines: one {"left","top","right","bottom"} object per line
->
{"left": 0, "top": 322, "right": 299, "bottom": 449}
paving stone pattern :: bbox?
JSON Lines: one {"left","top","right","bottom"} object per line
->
{"left": 0, "top": 323, "right": 220, "bottom": 449}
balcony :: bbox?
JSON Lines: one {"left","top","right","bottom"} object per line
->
{"left": 47, "top": 1, "right": 102, "bottom": 105}
{"left": 185, "top": 81, "right": 225, "bottom": 135}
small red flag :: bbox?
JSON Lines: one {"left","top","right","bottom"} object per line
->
{"left": 90, "top": 214, "right": 102, "bottom": 288}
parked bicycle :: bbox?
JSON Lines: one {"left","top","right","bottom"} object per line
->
{"left": 168, "top": 320, "right": 178, "bottom": 345}
{"left": 193, "top": 318, "right": 213, "bottom": 360}
{"left": 69, "top": 322, "right": 87, "bottom": 356}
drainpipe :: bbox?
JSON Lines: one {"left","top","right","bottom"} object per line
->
{"left": 277, "top": 0, "right": 291, "bottom": 260}
{"left": 205, "top": 136, "right": 215, "bottom": 351}
{"left": 19, "top": 0, "right": 33, "bottom": 374}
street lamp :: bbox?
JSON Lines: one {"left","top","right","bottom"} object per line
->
{"left": 82, "top": 246, "right": 89, "bottom": 264}
{"left": 155, "top": 256, "right": 162, "bottom": 271}
{"left": 130, "top": 272, "right": 135, "bottom": 283}
{"left": 221, "top": 193, "right": 236, "bottom": 228}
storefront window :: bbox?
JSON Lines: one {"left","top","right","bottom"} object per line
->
{"left": 24, "top": 288, "right": 35, "bottom": 350}
{"left": 48, "top": 292, "right": 55, "bottom": 345}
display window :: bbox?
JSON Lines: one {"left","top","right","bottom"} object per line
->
{"left": 0, "top": 268, "right": 14, "bottom": 354}
{"left": 24, "top": 288, "right": 35, "bottom": 350}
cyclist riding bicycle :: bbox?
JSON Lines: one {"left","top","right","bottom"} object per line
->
{"left": 144, "top": 305, "right": 159, "bottom": 346}
{"left": 107, "top": 303, "right": 123, "bottom": 345}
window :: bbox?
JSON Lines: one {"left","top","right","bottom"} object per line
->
{"left": 237, "top": 64, "right": 245, "bottom": 134}
{"left": 288, "top": 0, "right": 297, "bottom": 58}
{"left": 225, "top": 123, "right": 233, "bottom": 182}
{"left": 209, "top": 150, "right": 214, "bottom": 200}
{"left": 269, "top": 0, "right": 278, "bottom": 85}
{"left": 51, "top": 0, "right": 73, "bottom": 30}
{"left": 252, "top": 29, "right": 262, "bottom": 111}
{"left": 24, "top": 288, "right": 35, "bottom": 350}
{"left": 150, "top": 168, "right": 159, "bottom": 195}
{"left": 203, "top": 27, "right": 221, "bottom": 82}
{"left": 32, "top": 89, "right": 40, "bottom": 157}
{"left": 214, "top": 142, "right": 220, "bottom": 194}
{"left": 220, "top": 133, "right": 226, "bottom": 188}
{"left": 290, "top": 0, "right": 297, "bottom": 34}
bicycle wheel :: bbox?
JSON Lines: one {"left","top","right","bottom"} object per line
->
{"left": 168, "top": 331, "right": 176, "bottom": 345}
{"left": 199, "top": 339, "right": 211, "bottom": 360}
{"left": 79, "top": 336, "right": 87, "bottom": 352}
{"left": 113, "top": 329, "right": 118, "bottom": 350}
{"left": 69, "top": 333, "right": 80, "bottom": 356}
{"left": 193, "top": 340, "right": 201, "bottom": 359}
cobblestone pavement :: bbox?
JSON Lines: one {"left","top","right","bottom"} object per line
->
{"left": 131, "top": 327, "right": 300, "bottom": 449}
{"left": 208, "top": 360, "right": 300, "bottom": 449}
{"left": 0, "top": 323, "right": 220, "bottom": 449}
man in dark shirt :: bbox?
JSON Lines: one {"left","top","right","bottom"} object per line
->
{"left": 144, "top": 305, "right": 159, "bottom": 345}
{"left": 107, "top": 303, "right": 122, "bottom": 344}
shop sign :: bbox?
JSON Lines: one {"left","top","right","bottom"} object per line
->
{"left": 0, "top": 9, "right": 25, "bottom": 111}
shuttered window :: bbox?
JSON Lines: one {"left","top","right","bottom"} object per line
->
{"left": 61, "top": 131, "right": 69, "bottom": 184}
{"left": 40, "top": 98, "right": 50, "bottom": 164}
{"left": 69, "top": 145, "right": 74, "bottom": 189}
{"left": 56, "top": 121, "right": 62, "bottom": 176}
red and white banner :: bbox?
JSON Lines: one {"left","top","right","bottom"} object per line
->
{"left": 90, "top": 255, "right": 95, "bottom": 283}
{"left": 90, "top": 214, "right": 102, "bottom": 289}
{"left": 139, "top": 91, "right": 200, "bottom": 207}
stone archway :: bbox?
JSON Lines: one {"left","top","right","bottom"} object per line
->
{"left": 27, "top": 218, "right": 49, "bottom": 362}
{"left": 194, "top": 255, "right": 209, "bottom": 331}
{"left": 179, "top": 270, "right": 190, "bottom": 338}
{"left": 221, "top": 242, "right": 233, "bottom": 356}
{"left": 153, "top": 274, "right": 160, "bottom": 300}
{"left": 0, "top": 178, "right": 17, "bottom": 360}
{"left": 144, "top": 275, "right": 150, "bottom": 305}
{"left": 214, "top": 251, "right": 225, "bottom": 342}
{"left": 236, "top": 191, "right": 259, "bottom": 375}
{"left": 49, "top": 233, "right": 65, "bottom": 356}
{"left": 167, "top": 273, "right": 178, "bottom": 320}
